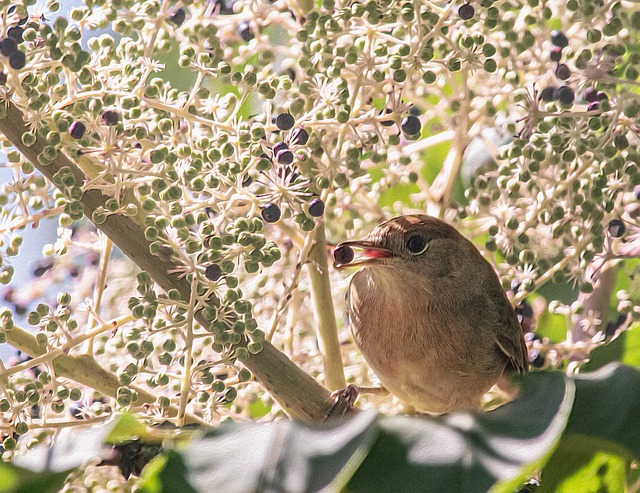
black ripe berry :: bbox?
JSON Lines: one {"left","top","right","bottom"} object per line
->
{"left": 261, "top": 203, "right": 281, "bottom": 223}
{"left": 272, "top": 141, "right": 288, "bottom": 155}
{"left": 0, "top": 37, "right": 17, "bottom": 57}
{"left": 550, "top": 46, "right": 562, "bottom": 62}
{"left": 540, "top": 86, "right": 557, "bottom": 102}
{"left": 555, "top": 63, "right": 571, "bottom": 81}
{"left": 276, "top": 149, "right": 294, "bottom": 165}
{"left": 275, "top": 113, "right": 295, "bottom": 131}
{"left": 238, "top": 21, "right": 254, "bottom": 42}
{"left": 333, "top": 245, "right": 354, "bottom": 265}
{"left": 556, "top": 86, "right": 575, "bottom": 105}
{"left": 308, "top": 198, "right": 325, "bottom": 217}
{"left": 401, "top": 115, "right": 421, "bottom": 136}
{"left": 587, "top": 102, "right": 600, "bottom": 112}
{"left": 205, "top": 263, "right": 223, "bottom": 281}
{"left": 458, "top": 3, "right": 474, "bottom": 20}
{"left": 290, "top": 127, "right": 309, "bottom": 146}
{"left": 584, "top": 87, "right": 598, "bottom": 103}
{"left": 380, "top": 108, "right": 394, "bottom": 126}
{"left": 550, "top": 30, "right": 569, "bottom": 49}
{"left": 608, "top": 219, "right": 625, "bottom": 238}
{"left": 102, "top": 110, "right": 120, "bottom": 126}
{"left": 7, "top": 26, "right": 24, "bottom": 43}
{"left": 169, "top": 8, "right": 186, "bottom": 26}
{"left": 596, "top": 91, "right": 608, "bottom": 101}
{"left": 9, "top": 50, "right": 25, "bottom": 70}
{"left": 0, "top": 72, "right": 6, "bottom": 85}
{"left": 69, "top": 121, "right": 86, "bottom": 139}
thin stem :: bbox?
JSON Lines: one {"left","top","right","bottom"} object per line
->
{"left": 177, "top": 272, "right": 199, "bottom": 427}
{"left": 307, "top": 223, "right": 346, "bottom": 391}
{"left": 87, "top": 235, "right": 113, "bottom": 355}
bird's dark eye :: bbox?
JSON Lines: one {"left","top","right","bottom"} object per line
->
{"left": 406, "top": 234, "right": 428, "bottom": 254}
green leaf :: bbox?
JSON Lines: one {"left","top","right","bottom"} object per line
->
{"left": 14, "top": 423, "right": 111, "bottom": 472}
{"left": 539, "top": 365, "right": 640, "bottom": 492}
{"left": 349, "top": 371, "right": 573, "bottom": 493}
{"left": 536, "top": 309, "right": 567, "bottom": 343}
{"left": 179, "top": 411, "right": 379, "bottom": 492}
{"left": 540, "top": 435, "right": 629, "bottom": 493}
{"left": 0, "top": 463, "right": 71, "bottom": 493}
{"left": 156, "top": 372, "right": 571, "bottom": 493}
{"left": 140, "top": 450, "right": 198, "bottom": 493}
{"left": 581, "top": 325, "right": 640, "bottom": 372}
{"left": 105, "top": 413, "right": 151, "bottom": 444}
{"left": 569, "top": 365, "right": 640, "bottom": 458}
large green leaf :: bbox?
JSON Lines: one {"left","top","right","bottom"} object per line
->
{"left": 540, "top": 365, "right": 640, "bottom": 492}
{"left": 349, "top": 371, "right": 572, "bottom": 493}
{"left": 176, "top": 411, "right": 379, "bottom": 492}
{"left": 140, "top": 371, "right": 571, "bottom": 493}
{"left": 0, "top": 463, "right": 71, "bottom": 493}
{"left": 581, "top": 325, "right": 640, "bottom": 372}
{"left": 540, "top": 435, "right": 629, "bottom": 493}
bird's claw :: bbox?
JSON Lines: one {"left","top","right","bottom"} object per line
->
{"left": 324, "top": 384, "right": 359, "bottom": 423}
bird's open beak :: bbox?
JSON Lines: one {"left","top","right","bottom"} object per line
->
{"left": 333, "top": 240, "right": 394, "bottom": 270}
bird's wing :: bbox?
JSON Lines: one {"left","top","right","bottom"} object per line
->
{"left": 494, "top": 323, "right": 529, "bottom": 374}
{"left": 483, "top": 278, "right": 529, "bottom": 375}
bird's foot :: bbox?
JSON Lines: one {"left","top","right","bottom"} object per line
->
{"left": 324, "top": 384, "right": 359, "bottom": 423}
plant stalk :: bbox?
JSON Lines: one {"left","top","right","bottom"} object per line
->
{"left": 308, "top": 223, "right": 346, "bottom": 391}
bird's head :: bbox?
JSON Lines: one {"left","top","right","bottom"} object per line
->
{"left": 333, "top": 215, "right": 473, "bottom": 280}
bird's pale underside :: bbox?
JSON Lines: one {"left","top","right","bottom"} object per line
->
{"left": 337, "top": 214, "right": 529, "bottom": 414}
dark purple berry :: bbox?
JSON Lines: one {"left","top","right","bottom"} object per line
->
{"left": 276, "top": 149, "right": 294, "bottom": 165}
{"left": 458, "top": 3, "right": 474, "bottom": 20}
{"left": 596, "top": 91, "right": 608, "bottom": 101}
{"left": 215, "top": 0, "right": 236, "bottom": 15}
{"left": 556, "top": 86, "right": 575, "bottom": 105}
{"left": 33, "top": 260, "right": 53, "bottom": 277}
{"left": 14, "top": 304, "right": 26, "bottom": 316}
{"left": 261, "top": 203, "right": 281, "bottom": 223}
{"left": 7, "top": 26, "right": 24, "bottom": 43}
{"left": 286, "top": 67, "right": 296, "bottom": 82}
{"left": 333, "top": 245, "right": 354, "bottom": 265}
{"left": 401, "top": 115, "right": 421, "bottom": 136}
{"left": 290, "top": 127, "right": 309, "bottom": 146}
{"left": 380, "top": 108, "right": 394, "bottom": 126}
{"left": 275, "top": 113, "right": 295, "bottom": 131}
{"left": 169, "top": 8, "right": 186, "bottom": 26}
{"left": 308, "top": 198, "right": 325, "bottom": 217}
{"left": 0, "top": 37, "right": 17, "bottom": 56}
{"left": 608, "top": 219, "right": 625, "bottom": 238}
{"left": 0, "top": 72, "right": 6, "bottom": 85}
{"left": 69, "top": 121, "right": 86, "bottom": 139}
{"left": 272, "top": 141, "right": 288, "bottom": 156}
{"left": 9, "top": 50, "right": 25, "bottom": 70}
{"left": 587, "top": 102, "right": 600, "bottom": 112}
{"left": 238, "top": 21, "right": 254, "bottom": 42}
{"left": 550, "top": 30, "right": 569, "bottom": 48}
{"left": 555, "top": 63, "right": 571, "bottom": 80}
{"left": 102, "top": 110, "right": 120, "bottom": 126}
{"left": 205, "top": 263, "right": 223, "bottom": 281}
{"left": 242, "top": 175, "right": 253, "bottom": 187}
{"left": 584, "top": 87, "right": 598, "bottom": 102}
{"left": 409, "top": 106, "right": 421, "bottom": 116}
{"left": 550, "top": 46, "right": 562, "bottom": 62}
{"left": 540, "top": 86, "right": 557, "bottom": 102}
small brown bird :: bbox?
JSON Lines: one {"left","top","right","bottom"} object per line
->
{"left": 333, "top": 215, "right": 528, "bottom": 414}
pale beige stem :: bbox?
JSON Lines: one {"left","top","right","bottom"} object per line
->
{"left": 307, "top": 223, "right": 346, "bottom": 391}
